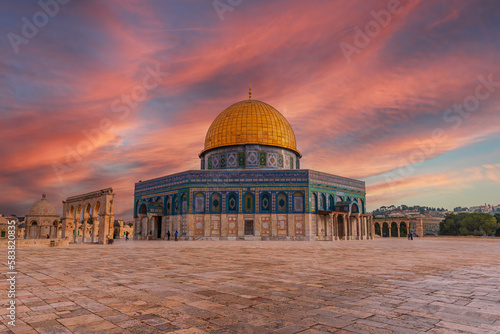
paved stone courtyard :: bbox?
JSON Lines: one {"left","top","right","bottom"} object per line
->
{"left": 2, "top": 238, "right": 500, "bottom": 333}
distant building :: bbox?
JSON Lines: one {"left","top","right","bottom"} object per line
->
{"left": 23, "top": 194, "right": 61, "bottom": 239}
{"left": 113, "top": 219, "right": 134, "bottom": 239}
{"left": 0, "top": 215, "right": 21, "bottom": 239}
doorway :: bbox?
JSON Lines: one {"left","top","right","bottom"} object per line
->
{"left": 156, "top": 216, "right": 162, "bottom": 239}
{"left": 244, "top": 220, "right": 254, "bottom": 236}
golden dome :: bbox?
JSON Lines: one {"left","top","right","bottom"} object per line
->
{"left": 201, "top": 99, "right": 300, "bottom": 155}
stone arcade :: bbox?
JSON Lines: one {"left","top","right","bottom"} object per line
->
{"left": 61, "top": 188, "right": 115, "bottom": 244}
{"left": 134, "top": 94, "right": 373, "bottom": 240}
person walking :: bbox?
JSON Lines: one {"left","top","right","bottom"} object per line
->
{"left": 125, "top": 231, "right": 129, "bottom": 241}
{"left": 174, "top": 230, "right": 178, "bottom": 241}
{"left": 410, "top": 232, "right": 413, "bottom": 240}
{"left": 167, "top": 230, "right": 171, "bottom": 241}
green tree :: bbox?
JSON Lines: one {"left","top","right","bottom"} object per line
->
{"left": 494, "top": 213, "right": 500, "bottom": 237}
{"left": 439, "top": 212, "right": 499, "bottom": 236}
{"left": 439, "top": 213, "right": 460, "bottom": 235}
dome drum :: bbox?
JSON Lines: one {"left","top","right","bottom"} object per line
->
{"left": 201, "top": 144, "right": 299, "bottom": 170}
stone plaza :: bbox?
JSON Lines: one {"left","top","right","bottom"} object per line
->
{"left": 2, "top": 238, "right": 500, "bottom": 333}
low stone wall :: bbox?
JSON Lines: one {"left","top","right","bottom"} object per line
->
{"left": 0, "top": 238, "right": 71, "bottom": 248}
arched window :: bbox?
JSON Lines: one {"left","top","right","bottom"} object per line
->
{"left": 227, "top": 192, "right": 238, "bottom": 213}
{"left": 139, "top": 203, "right": 147, "bottom": 215}
{"left": 211, "top": 193, "right": 221, "bottom": 213}
{"left": 173, "top": 195, "right": 179, "bottom": 214}
{"left": 276, "top": 192, "right": 288, "bottom": 213}
{"left": 165, "top": 197, "right": 171, "bottom": 215}
{"left": 337, "top": 196, "right": 344, "bottom": 203}
{"left": 243, "top": 192, "right": 254, "bottom": 212}
{"left": 351, "top": 203, "right": 359, "bottom": 213}
{"left": 311, "top": 193, "right": 317, "bottom": 212}
{"left": 293, "top": 192, "right": 304, "bottom": 212}
{"left": 328, "top": 195, "right": 334, "bottom": 210}
{"left": 320, "top": 194, "right": 326, "bottom": 210}
{"left": 260, "top": 192, "right": 271, "bottom": 213}
{"left": 359, "top": 199, "right": 365, "bottom": 214}
{"left": 181, "top": 194, "right": 187, "bottom": 214}
{"left": 194, "top": 193, "right": 205, "bottom": 213}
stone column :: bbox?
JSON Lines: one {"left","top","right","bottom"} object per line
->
{"left": 363, "top": 217, "right": 370, "bottom": 240}
{"left": 388, "top": 224, "right": 392, "bottom": 238}
{"left": 342, "top": 215, "right": 349, "bottom": 240}
{"left": 73, "top": 220, "right": 78, "bottom": 243}
{"left": 98, "top": 213, "right": 112, "bottom": 244}
{"left": 356, "top": 216, "right": 360, "bottom": 240}
{"left": 92, "top": 219, "right": 97, "bottom": 243}
{"left": 82, "top": 220, "right": 87, "bottom": 242}
{"left": 61, "top": 219, "right": 66, "bottom": 239}
{"left": 334, "top": 214, "right": 338, "bottom": 240}
{"left": 397, "top": 222, "right": 401, "bottom": 238}
{"left": 326, "top": 214, "right": 332, "bottom": 240}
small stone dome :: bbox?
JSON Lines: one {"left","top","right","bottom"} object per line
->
{"left": 29, "top": 194, "right": 57, "bottom": 216}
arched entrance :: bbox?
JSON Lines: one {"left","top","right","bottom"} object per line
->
{"left": 29, "top": 221, "right": 38, "bottom": 239}
{"left": 391, "top": 222, "right": 398, "bottom": 237}
{"left": 337, "top": 215, "right": 345, "bottom": 239}
{"left": 382, "top": 222, "right": 389, "bottom": 237}
{"left": 400, "top": 222, "right": 408, "bottom": 237}
{"left": 374, "top": 222, "right": 381, "bottom": 236}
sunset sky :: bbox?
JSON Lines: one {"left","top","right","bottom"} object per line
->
{"left": 2, "top": 0, "right": 500, "bottom": 218}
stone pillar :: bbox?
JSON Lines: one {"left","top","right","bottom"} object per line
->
{"left": 333, "top": 214, "right": 338, "bottom": 240}
{"left": 397, "top": 222, "right": 401, "bottom": 237}
{"left": 327, "top": 214, "right": 333, "bottom": 240}
{"left": 92, "top": 220, "right": 97, "bottom": 243}
{"left": 82, "top": 220, "right": 87, "bottom": 242}
{"left": 356, "top": 216, "right": 360, "bottom": 240}
{"left": 98, "top": 214, "right": 113, "bottom": 244}
{"left": 370, "top": 217, "right": 374, "bottom": 239}
{"left": 363, "top": 217, "right": 370, "bottom": 240}
{"left": 343, "top": 215, "right": 347, "bottom": 240}
{"left": 388, "top": 224, "right": 392, "bottom": 238}
{"left": 73, "top": 220, "right": 78, "bottom": 243}
{"left": 61, "top": 218, "right": 67, "bottom": 239}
